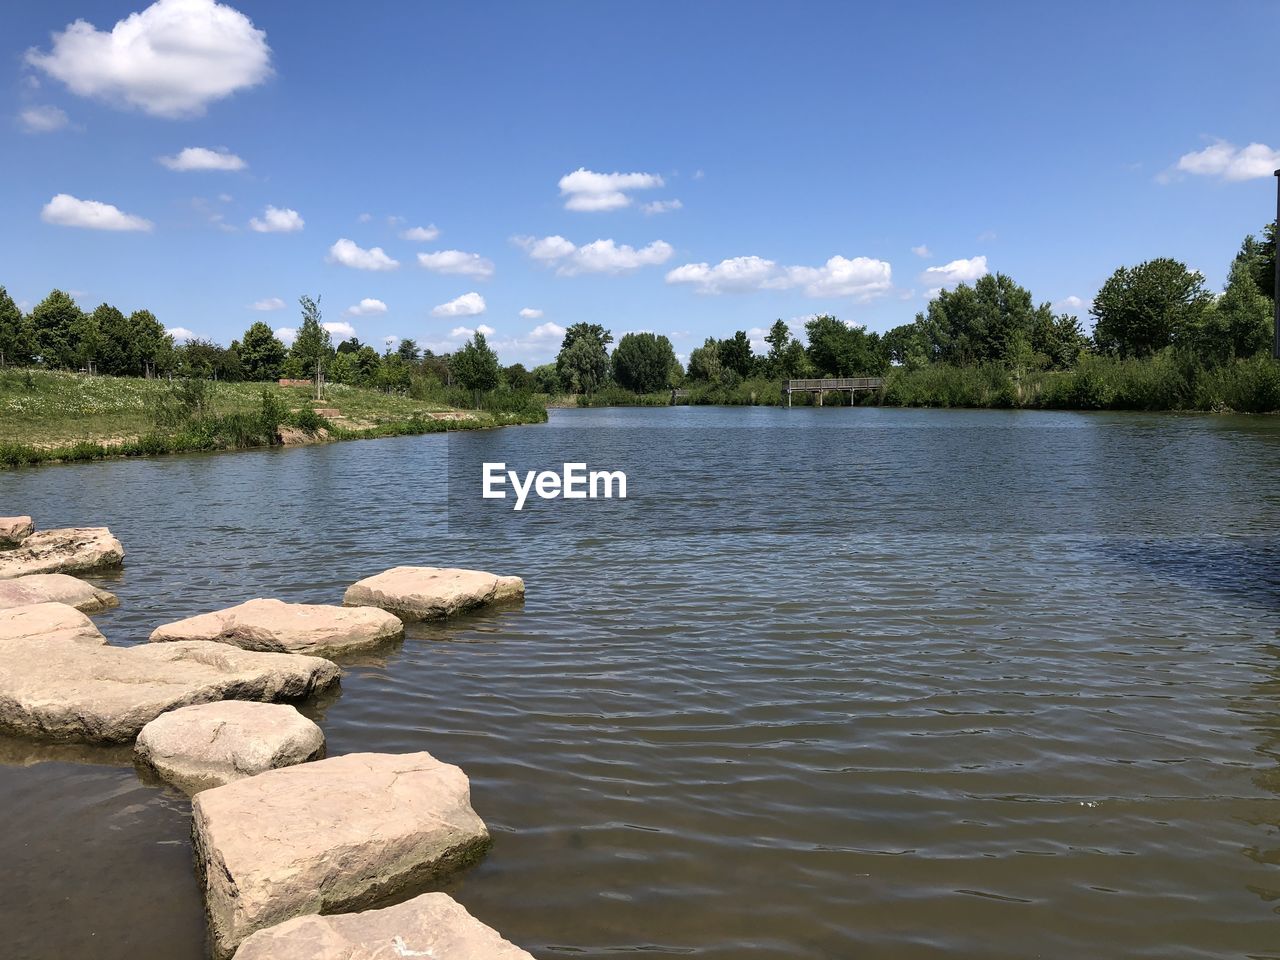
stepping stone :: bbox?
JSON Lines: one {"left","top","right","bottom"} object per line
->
{"left": 232, "top": 891, "right": 535, "bottom": 960}
{"left": 192, "top": 751, "right": 490, "bottom": 957}
{"left": 0, "top": 516, "right": 33, "bottom": 547}
{"left": 150, "top": 598, "right": 403, "bottom": 657}
{"left": 0, "top": 573, "right": 118, "bottom": 613}
{"left": 0, "top": 526, "right": 124, "bottom": 579}
{"left": 0, "top": 627, "right": 339, "bottom": 744}
{"left": 343, "top": 566, "right": 524, "bottom": 622}
{"left": 0, "top": 601, "right": 106, "bottom": 646}
{"left": 135, "top": 701, "right": 324, "bottom": 794}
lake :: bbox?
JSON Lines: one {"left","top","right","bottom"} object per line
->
{"left": 2, "top": 405, "right": 1280, "bottom": 959}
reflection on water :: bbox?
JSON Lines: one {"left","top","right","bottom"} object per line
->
{"left": 1, "top": 406, "right": 1280, "bottom": 959}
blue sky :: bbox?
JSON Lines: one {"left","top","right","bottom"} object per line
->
{"left": 3, "top": 0, "right": 1278, "bottom": 366}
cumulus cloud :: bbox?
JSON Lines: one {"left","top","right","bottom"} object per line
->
{"left": 642, "top": 199, "right": 682, "bottom": 215}
{"left": 432, "top": 292, "right": 486, "bottom": 317}
{"left": 1171, "top": 140, "right": 1280, "bottom": 182}
{"left": 449, "top": 323, "right": 496, "bottom": 338}
{"left": 921, "top": 255, "right": 988, "bottom": 291}
{"left": 401, "top": 224, "right": 440, "bottom": 242}
{"left": 323, "top": 321, "right": 356, "bottom": 339}
{"left": 19, "top": 105, "right": 68, "bottom": 133}
{"left": 911, "top": 244, "right": 931, "bottom": 258}
{"left": 515, "top": 234, "right": 673, "bottom": 275}
{"left": 25, "top": 0, "right": 272, "bottom": 119}
{"left": 166, "top": 326, "right": 197, "bottom": 341}
{"left": 417, "top": 250, "right": 495, "bottom": 279}
{"left": 328, "top": 238, "right": 398, "bottom": 271}
{"left": 1054, "top": 295, "right": 1090, "bottom": 314}
{"left": 250, "top": 296, "right": 284, "bottom": 311}
{"left": 41, "top": 193, "right": 152, "bottom": 231}
{"left": 159, "top": 145, "right": 245, "bottom": 171}
{"left": 665, "top": 254, "right": 892, "bottom": 300}
{"left": 558, "top": 167, "right": 664, "bottom": 211}
{"left": 274, "top": 326, "right": 296, "bottom": 345}
{"left": 346, "top": 297, "right": 387, "bottom": 316}
{"left": 519, "top": 307, "right": 544, "bottom": 319}
{"left": 249, "top": 205, "right": 303, "bottom": 233}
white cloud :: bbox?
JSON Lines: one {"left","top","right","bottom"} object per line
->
{"left": 528, "top": 321, "right": 564, "bottom": 340}
{"left": 921, "top": 255, "right": 988, "bottom": 290}
{"left": 401, "top": 224, "right": 440, "bottom": 242}
{"left": 1054, "top": 295, "right": 1090, "bottom": 314}
{"left": 41, "top": 193, "right": 152, "bottom": 231}
{"left": 519, "top": 307, "right": 544, "bottom": 320}
{"left": 516, "top": 234, "right": 673, "bottom": 275}
{"left": 19, "top": 105, "right": 68, "bottom": 133}
{"left": 250, "top": 297, "right": 284, "bottom": 311}
{"left": 417, "top": 250, "right": 495, "bottom": 279}
{"left": 166, "top": 326, "right": 196, "bottom": 341}
{"left": 433, "top": 292, "right": 486, "bottom": 317}
{"left": 274, "top": 326, "right": 296, "bottom": 345}
{"left": 346, "top": 297, "right": 387, "bottom": 316}
{"left": 558, "top": 167, "right": 664, "bottom": 211}
{"left": 1172, "top": 140, "right": 1280, "bottom": 182}
{"left": 327, "top": 238, "right": 398, "bottom": 271}
{"left": 911, "top": 244, "right": 931, "bottom": 258}
{"left": 357, "top": 212, "right": 373, "bottom": 223}
{"left": 25, "top": 0, "right": 272, "bottom": 119}
{"left": 642, "top": 199, "right": 683, "bottom": 215}
{"left": 322, "top": 321, "right": 356, "bottom": 339}
{"left": 159, "top": 145, "right": 245, "bottom": 171}
{"left": 665, "top": 254, "right": 892, "bottom": 300}
{"left": 249, "top": 205, "right": 303, "bottom": 233}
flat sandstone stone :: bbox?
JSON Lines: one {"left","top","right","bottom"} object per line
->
{"left": 0, "top": 573, "right": 118, "bottom": 613}
{"left": 150, "top": 598, "right": 403, "bottom": 657}
{"left": 0, "top": 526, "right": 124, "bottom": 579}
{"left": 193, "top": 751, "right": 490, "bottom": 957}
{"left": 0, "top": 637, "right": 339, "bottom": 744}
{"left": 343, "top": 566, "right": 524, "bottom": 621}
{"left": 231, "top": 891, "right": 535, "bottom": 960}
{"left": 0, "top": 516, "right": 33, "bottom": 547}
{"left": 0, "top": 601, "right": 106, "bottom": 646}
{"left": 135, "top": 701, "right": 325, "bottom": 793}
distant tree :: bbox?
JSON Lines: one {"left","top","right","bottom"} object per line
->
{"left": 1198, "top": 259, "right": 1273, "bottom": 363}
{"left": 532, "top": 363, "right": 562, "bottom": 393}
{"left": 687, "top": 336, "right": 724, "bottom": 383}
{"left": 450, "top": 331, "right": 501, "bottom": 406}
{"left": 238, "top": 321, "right": 287, "bottom": 381}
{"left": 1233, "top": 221, "right": 1277, "bottom": 302}
{"left": 90, "top": 304, "right": 132, "bottom": 375}
{"left": 555, "top": 323, "right": 612, "bottom": 393}
{"left": 804, "top": 315, "right": 883, "bottom": 376}
{"left": 917, "top": 274, "right": 1053, "bottom": 367}
{"left": 129, "top": 310, "right": 174, "bottom": 377}
{"left": 30, "top": 289, "right": 83, "bottom": 368}
{"left": 289, "top": 295, "right": 333, "bottom": 381}
{"left": 355, "top": 345, "right": 382, "bottom": 385}
{"left": 1091, "top": 258, "right": 1211, "bottom": 358}
{"left": 0, "top": 286, "right": 35, "bottom": 367}
{"left": 612, "top": 332, "right": 678, "bottom": 393}
{"left": 397, "top": 338, "right": 421, "bottom": 363}
{"left": 177, "top": 338, "right": 242, "bottom": 380}
{"left": 67, "top": 309, "right": 102, "bottom": 371}
{"left": 718, "top": 330, "right": 755, "bottom": 378}
{"left": 762, "top": 320, "right": 793, "bottom": 377}
{"left": 881, "top": 320, "right": 930, "bottom": 369}
{"left": 502, "top": 362, "right": 534, "bottom": 391}
{"left": 336, "top": 337, "right": 363, "bottom": 354}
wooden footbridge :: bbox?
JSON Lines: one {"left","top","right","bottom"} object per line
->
{"left": 784, "top": 377, "right": 883, "bottom": 405}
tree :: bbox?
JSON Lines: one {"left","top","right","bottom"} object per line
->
{"left": 804, "top": 315, "right": 883, "bottom": 376}
{"left": 762, "top": 320, "right": 793, "bottom": 377}
{"left": 30, "top": 289, "right": 83, "bottom": 368}
{"left": 450, "top": 330, "right": 501, "bottom": 406}
{"left": 1198, "top": 259, "right": 1273, "bottom": 363}
{"left": 686, "top": 337, "right": 724, "bottom": 383}
{"left": 532, "top": 363, "right": 562, "bottom": 393}
{"left": 612, "top": 332, "right": 678, "bottom": 393}
{"left": 0, "top": 286, "right": 35, "bottom": 367}
{"left": 238, "top": 321, "right": 287, "bottom": 381}
{"left": 397, "top": 338, "right": 421, "bottom": 363}
{"left": 555, "top": 323, "right": 612, "bottom": 394}
{"left": 503, "top": 362, "right": 534, "bottom": 391}
{"left": 1233, "top": 221, "right": 1277, "bottom": 302}
{"left": 718, "top": 330, "right": 755, "bottom": 378}
{"left": 1091, "top": 258, "right": 1211, "bottom": 358}
{"left": 881, "top": 321, "right": 930, "bottom": 369}
{"left": 129, "top": 310, "right": 174, "bottom": 377}
{"left": 90, "top": 304, "right": 131, "bottom": 375}
{"left": 289, "top": 295, "right": 333, "bottom": 381}
{"left": 67, "top": 309, "right": 102, "bottom": 371}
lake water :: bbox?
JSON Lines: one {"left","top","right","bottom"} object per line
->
{"left": 2, "top": 405, "right": 1280, "bottom": 960}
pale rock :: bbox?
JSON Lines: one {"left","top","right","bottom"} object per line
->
{"left": 0, "top": 526, "right": 124, "bottom": 579}
{"left": 0, "top": 574, "right": 118, "bottom": 613}
{"left": 343, "top": 566, "right": 524, "bottom": 622}
{"left": 150, "top": 598, "right": 403, "bottom": 657}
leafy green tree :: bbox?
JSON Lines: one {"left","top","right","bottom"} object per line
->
{"left": 397, "top": 338, "right": 422, "bottom": 363}
{"left": 178, "top": 338, "right": 243, "bottom": 380}
{"left": 804, "top": 315, "right": 884, "bottom": 376}
{"left": 0, "top": 286, "right": 35, "bottom": 366}
{"left": 1198, "top": 259, "right": 1273, "bottom": 363}
{"left": 555, "top": 323, "right": 612, "bottom": 393}
{"left": 355, "top": 345, "right": 382, "bottom": 385}
{"left": 502, "top": 362, "right": 534, "bottom": 391}
{"left": 1091, "top": 258, "right": 1211, "bottom": 358}
{"left": 128, "top": 310, "right": 174, "bottom": 377}
{"left": 686, "top": 336, "right": 724, "bottom": 383}
{"left": 67, "top": 309, "right": 102, "bottom": 371}
{"left": 90, "top": 304, "right": 132, "bottom": 375}
{"left": 532, "top": 363, "right": 562, "bottom": 393}
{"left": 881, "top": 320, "right": 930, "bottom": 369}
{"left": 289, "top": 295, "right": 333, "bottom": 378}
{"left": 718, "top": 330, "right": 755, "bottom": 378}
{"left": 612, "top": 332, "right": 678, "bottom": 393}
{"left": 30, "top": 289, "right": 83, "bottom": 368}
{"left": 450, "top": 330, "right": 501, "bottom": 406}
{"left": 762, "top": 320, "right": 794, "bottom": 377}
{"left": 1233, "top": 221, "right": 1277, "bottom": 302}
{"left": 917, "top": 274, "right": 1047, "bottom": 367}
{"left": 336, "top": 337, "right": 362, "bottom": 354}
{"left": 238, "top": 321, "right": 287, "bottom": 381}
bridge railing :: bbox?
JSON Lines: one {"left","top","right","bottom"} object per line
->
{"left": 784, "top": 377, "right": 884, "bottom": 391}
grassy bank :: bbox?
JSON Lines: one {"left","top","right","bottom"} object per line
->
{"left": 0, "top": 369, "right": 546, "bottom": 468}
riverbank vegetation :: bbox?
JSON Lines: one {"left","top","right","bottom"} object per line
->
{"left": 547, "top": 221, "right": 1277, "bottom": 413}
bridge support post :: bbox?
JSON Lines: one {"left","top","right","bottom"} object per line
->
{"left": 817, "top": 390, "right": 822, "bottom": 406}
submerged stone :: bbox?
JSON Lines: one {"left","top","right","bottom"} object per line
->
{"left": 343, "top": 566, "right": 524, "bottom": 621}
{"left": 0, "top": 516, "right": 34, "bottom": 547}
{"left": 0, "top": 526, "right": 124, "bottom": 579}
{"left": 0, "top": 573, "right": 118, "bottom": 613}
{"left": 150, "top": 598, "right": 403, "bottom": 657}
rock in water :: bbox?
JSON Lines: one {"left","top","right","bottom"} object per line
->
{"left": 0, "top": 574, "right": 118, "bottom": 613}
{"left": 150, "top": 598, "right": 403, "bottom": 657}
{"left": 0, "top": 527, "right": 124, "bottom": 579}
{"left": 0, "top": 635, "right": 339, "bottom": 744}
{"left": 0, "top": 601, "right": 106, "bottom": 646}
{"left": 0, "top": 516, "right": 33, "bottom": 547}
{"left": 231, "top": 891, "right": 535, "bottom": 960}
{"left": 343, "top": 566, "right": 524, "bottom": 621}
{"left": 192, "top": 751, "right": 490, "bottom": 957}
{"left": 135, "top": 701, "right": 325, "bottom": 793}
